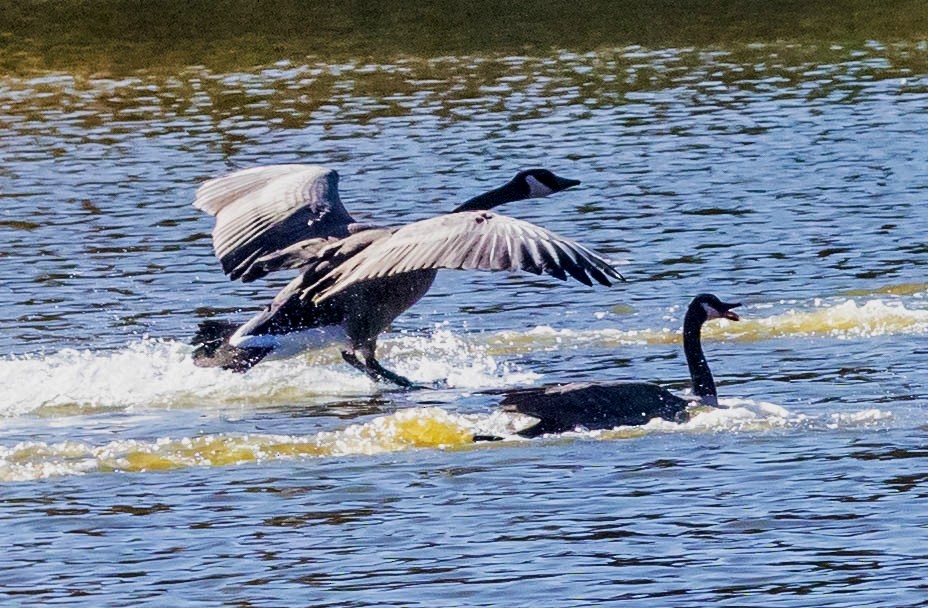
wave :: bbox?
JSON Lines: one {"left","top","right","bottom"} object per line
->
{"left": 840, "top": 282, "right": 928, "bottom": 297}
{"left": 1, "top": 298, "right": 925, "bottom": 418}
{"left": 0, "top": 331, "right": 539, "bottom": 418}
{"left": 0, "top": 400, "right": 892, "bottom": 483}
{"left": 731, "top": 297, "right": 928, "bottom": 341}
{"left": 489, "top": 297, "right": 928, "bottom": 352}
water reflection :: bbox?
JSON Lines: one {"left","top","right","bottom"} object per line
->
{"left": 3, "top": 43, "right": 927, "bottom": 355}
{"left": 3, "top": 2, "right": 928, "bottom": 603}
{"left": 4, "top": 1, "right": 928, "bottom": 73}
{"left": 3, "top": 45, "right": 928, "bottom": 135}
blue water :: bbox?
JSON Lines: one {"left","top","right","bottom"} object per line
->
{"left": 1, "top": 37, "right": 927, "bottom": 607}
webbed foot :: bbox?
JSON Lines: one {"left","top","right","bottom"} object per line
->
{"left": 341, "top": 351, "right": 423, "bottom": 389}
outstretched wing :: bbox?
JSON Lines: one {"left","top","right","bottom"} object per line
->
{"left": 230, "top": 228, "right": 392, "bottom": 341}
{"left": 311, "top": 210, "right": 623, "bottom": 303}
{"left": 193, "top": 164, "right": 357, "bottom": 281}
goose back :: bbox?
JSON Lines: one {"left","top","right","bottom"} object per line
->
{"left": 501, "top": 382, "right": 689, "bottom": 437}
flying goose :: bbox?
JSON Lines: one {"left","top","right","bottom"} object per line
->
{"left": 191, "top": 165, "right": 623, "bottom": 387}
{"left": 496, "top": 294, "right": 740, "bottom": 437}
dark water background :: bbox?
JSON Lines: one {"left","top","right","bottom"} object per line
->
{"left": 2, "top": 2, "right": 928, "bottom": 606}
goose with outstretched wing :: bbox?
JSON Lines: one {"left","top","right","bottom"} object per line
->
{"left": 191, "top": 165, "right": 622, "bottom": 387}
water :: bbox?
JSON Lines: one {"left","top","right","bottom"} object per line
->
{"left": 2, "top": 2, "right": 928, "bottom": 605}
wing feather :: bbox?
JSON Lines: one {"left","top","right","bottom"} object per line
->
{"left": 554, "top": 242, "right": 594, "bottom": 286}
{"left": 519, "top": 240, "right": 542, "bottom": 275}
{"left": 538, "top": 239, "right": 568, "bottom": 281}
{"left": 482, "top": 231, "right": 500, "bottom": 270}
{"left": 462, "top": 231, "right": 492, "bottom": 270}
{"left": 193, "top": 164, "right": 357, "bottom": 281}
{"left": 311, "top": 211, "right": 623, "bottom": 303}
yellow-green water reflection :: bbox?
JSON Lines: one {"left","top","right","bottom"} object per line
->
{"left": 3, "top": 0, "right": 928, "bottom": 73}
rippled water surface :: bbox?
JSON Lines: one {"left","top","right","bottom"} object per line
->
{"left": 2, "top": 2, "right": 928, "bottom": 605}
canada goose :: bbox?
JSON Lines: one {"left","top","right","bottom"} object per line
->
{"left": 191, "top": 165, "right": 623, "bottom": 386}
{"left": 497, "top": 294, "right": 740, "bottom": 437}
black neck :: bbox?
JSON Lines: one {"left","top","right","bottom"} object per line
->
{"left": 450, "top": 181, "right": 524, "bottom": 213}
{"left": 683, "top": 308, "right": 717, "bottom": 405}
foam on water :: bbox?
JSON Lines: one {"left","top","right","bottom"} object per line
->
{"left": 841, "top": 282, "right": 928, "bottom": 297}
{"left": 727, "top": 298, "right": 928, "bottom": 342}
{"left": 0, "top": 330, "right": 537, "bottom": 418}
{"left": 488, "top": 298, "right": 928, "bottom": 352}
{"left": 1, "top": 298, "right": 923, "bottom": 419}
{"left": 0, "top": 407, "right": 476, "bottom": 482}
{"left": 0, "top": 339, "right": 372, "bottom": 418}
{"left": 376, "top": 329, "right": 539, "bottom": 388}
{"left": 0, "top": 399, "right": 893, "bottom": 482}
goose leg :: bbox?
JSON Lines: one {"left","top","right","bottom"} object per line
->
{"left": 341, "top": 350, "right": 370, "bottom": 375}
{"left": 363, "top": 355, "right": 418, "bottom": 388}
{"left": 340, "top": 350, "right": 418, "bottom": 389}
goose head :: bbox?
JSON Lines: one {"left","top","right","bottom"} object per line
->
{"left": 451, "top": 169, "right": 581, "bottom": 213}
{"left": 683, "top": 293, "right": 740, "bottom": 405}
{"left": 689, "top": 293, "right": 741, "bottom": 324}
{"left": 513, "top": 168, "right": 582, "bottom": 199}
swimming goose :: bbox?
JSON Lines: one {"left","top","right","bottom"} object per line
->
{"left": 191, "top": 165, "right": 623, "bottom": 386}
{"left": 498, "top": 294, "right": 740, "bottom": 437}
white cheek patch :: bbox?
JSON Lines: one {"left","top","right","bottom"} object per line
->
{"left": 702, "top": 302, "right": 722, "bottom": 319}
{"left": 525, "top": 175, "right": 555, "bottom": 198}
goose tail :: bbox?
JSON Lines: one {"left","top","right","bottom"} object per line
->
{"left": 191, "top": 319, "right": 271, "bottom": 373}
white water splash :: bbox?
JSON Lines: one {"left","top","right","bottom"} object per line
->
{"left": 0, "top": 339, "right": 372, "bottom": 417}
{"left": 0, "top": 330, "right": 537, "bottom": 418}
{"left": 489, "top": 298, "right": 928, "bottom": 352}
{"left": 686, "top": 397, "right": 797, "bottom": 430}
{"left": 0, "top": 406, "right": 477, "bottom": 482}
{"left": 0, "top": 399, "right": 895, "bottom": 483}
{"left": 826, "top": 409, "right": 894, "bottom": 428}
{"left": 563, "top": 397, "right": 892, "bottom": 438}
{"left": 741, "top": 298, "right": 928, "bottom": 341}
{"left": 1, "top": 297, "right": 922, "bottom": 419}
{"left": 384, "top": 329, "right": 540, "bottom": 388}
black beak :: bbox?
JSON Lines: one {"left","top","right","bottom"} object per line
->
{"left": 553, "top": 175, "right": 581, "bottom": 192}
{"left": 720, "top": 301, "right": 741, "bottom": 321}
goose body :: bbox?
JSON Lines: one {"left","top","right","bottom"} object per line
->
{"left": 500, "top": 294, "right": 740, "bottom": 437}
{"left": 191, "top": 165, "right": 623, "bottom": 386}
